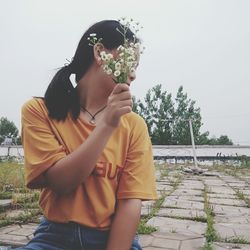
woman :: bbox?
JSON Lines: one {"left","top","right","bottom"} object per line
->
{"left": 18, "top": 20, "right": 157, "bottom": 250}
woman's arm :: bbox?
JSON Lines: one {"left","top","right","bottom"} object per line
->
{"left": 45, "top": 123, "right": 114, "bottom": 194}
{"left": 106, "top": 199, "right": 142, "bottom": 250}
{"left": 45, "top": 84, "right": 132, "bottom": 194}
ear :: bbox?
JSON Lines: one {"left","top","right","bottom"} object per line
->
{"left": 93, "top": 43, "right": 104, "bottom": 65}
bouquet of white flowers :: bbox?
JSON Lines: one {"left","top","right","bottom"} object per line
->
{"left": 88, "top": 18, "right": 144, "bottom": 83}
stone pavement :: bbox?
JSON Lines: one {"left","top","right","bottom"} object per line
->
{"left": 0, "top": 166, "right": 250, "bottom": 249}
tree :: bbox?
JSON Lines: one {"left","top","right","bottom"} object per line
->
{"left": 0, "top": 117, "right": 19, "bottom": 144}
{"left": 172, "top": 86, "right": 204, "bottom": 145}
{"left": 215, "top": 135, "right": 233, "bottom": 145}
{"left": 133, "top": 84, "right": 233, "bottom": 145}
{"left": 133, "top": 84, "right": 175, "bottom": 144}
{"left": 206, "top": 135, "right": 233, "bottom": 145}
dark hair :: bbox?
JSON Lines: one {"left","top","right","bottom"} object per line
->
{"left": 44, "top": 20, "right": 138, "bottom": 121}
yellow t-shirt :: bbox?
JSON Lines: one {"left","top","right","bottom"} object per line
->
{"left": 21, "top": 98, "right": 158, "bottom": 229}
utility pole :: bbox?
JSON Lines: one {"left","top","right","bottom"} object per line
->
{"left": 189, "top": 119, "right": 198, "bottom": 168}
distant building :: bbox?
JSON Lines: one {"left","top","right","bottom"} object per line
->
{"left": 1, "top": 137, "right": 13, "bottom": 145}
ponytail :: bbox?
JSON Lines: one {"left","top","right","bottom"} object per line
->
{"left": 44, "top": 65, "right": 80, "bottom": 121}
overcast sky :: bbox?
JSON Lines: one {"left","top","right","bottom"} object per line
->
{"left": 0, "top": 0, "right": 249, "bottom": 145}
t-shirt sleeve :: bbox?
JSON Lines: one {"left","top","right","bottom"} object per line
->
{"left": 117, "top": 116, "right": 158, "bottom": 200}
{"left": 21, "top": 99, "right": 67, "bottom": 189}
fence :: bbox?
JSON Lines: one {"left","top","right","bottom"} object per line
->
{"left": 1, "top": 145, "right": 250, "bottom": 164}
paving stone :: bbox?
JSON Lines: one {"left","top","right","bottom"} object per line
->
{"left": 162, "top": 197, "right": 204, "bottom": 210}
{"left": 0, "top": 225, "right": 19, "bottom": 234}
{"left": 142, "top": 247, "right": 164, "bottom": 250}
{"left": 179, "top": 236, "right": 206, "bottom": 250}
{"left": 208, "top": 193, "right": 238, "bottom": 199}
{"left": 157, "top": 184, "right": 173, "bottom": 192}
{"left": 0, "top": 224, "right": 36, "bottom": 246}
{"left": 0, "top": 234, "right": 30, "bottom": 246}
{"left": 227, "top": 182, "right": 248, "bottom": 188}
{"left": 213, "top": 242, "right": 250, "bottom": 250}
{"left": 140, "top": 232, "right": 205, "bottom": 250}
{"left": 8, "top": 227, "right": 34, "bottom": 237}
{"left": 157, "top": 180, "right": 174, "bottom": 185}
{"left": 209, "top": 198, "right": 246, "bottom": 206}
{"left": 179, "top": 185, "right": 204, "bottom": 191}
{"left": 147, "top": 217, "right": 206, "bottom": 236}
{"left": 141, "top": 206, "right": 152, "bottom": 216}
{"left": 202, "top": 171, "right": 221, "bottom": 177}
{"left": 171, "top": 189, "right": 202, "bottom": 196}
{"left": 157, "top": 208, "right": 207, "bottom": 220}
{"left": 142, "top": 200, "right": 155, "bottom": 207}
{"left": 168, "top": 195, "right": 204, "bottom": 202}
{"left": 180, "top": 181, "right": 204, "bottom": 190}
{"left": 139, "top": 234, "right": 154, "bottom": 248}
{"left": 215, "top": 215, "right": 250, "bottom": 224}
{"left": 214, "top": 223, "right": 250, "bottom": 240}
{"left": 0, "top": 200, "right": 12, "bottom": 208}
{"left": 152, "top": 236, "right": 180, "bottom": 249}
{"left": 203, "top": 179, "right": 226, "bottom": 186}
{"left": 212, "top": 205, "right": 249, "bottom": 216}
{"left": 208, "top": 186, "right": 236, "bottom": 195}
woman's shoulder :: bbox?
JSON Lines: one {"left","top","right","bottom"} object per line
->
{"left": 21, "top": 97, "right": 47, "bottom": 116}
{"left": 122, "top": 111, "right": 147, "bottom": 130}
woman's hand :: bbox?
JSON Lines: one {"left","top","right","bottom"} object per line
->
{"left": 104, "top": 83, "right": 132, "bottom": 128}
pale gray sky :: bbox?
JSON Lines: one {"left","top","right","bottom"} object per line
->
{"left": 0, "top": 0, "right": 249, "bottom": 145}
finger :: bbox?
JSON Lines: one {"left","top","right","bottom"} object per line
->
{"left": 111, "top": 83, "right": 129, "bottom": 95}
{"left": 116, "top": 99, "right": 133, "bottom": 109}
{"left": 116, "top": 106, "right": 132, "bottom": 117}
{"left": 114, "top": 91, "right": 132, "bottom": 101}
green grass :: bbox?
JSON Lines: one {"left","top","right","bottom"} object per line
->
{"left": 235, "top": 189, "right": 250, "bottom": 207}
{"left": 164, "top": 214, "right": 207, "bottom": 223}
{"left": 0, "top": 162, "right": 42, "bottom": 227}
{"left": 203, "top": 186, "right": 219, "bottom": 243}
{"left": 202, "top": 242, "right": 213, "bottom": 250}
{"left": 0, "top": 209, "right": 41, "bottom": 227}
{"left": 211, "top": 164, "right": 250, "bottom": 179}
{"left": 0, "top": 162, "right": 26, "bottom": 191}
{"left": 224, "top": 236, "right": 250, "bottom": 244}
{"left": 137, "top": 222, "right": 157, "bottom": 234}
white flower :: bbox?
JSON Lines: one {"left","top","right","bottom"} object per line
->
{"left": 88, "top": 18, "right": 144, "bottom": 83}
{"left": 130, "top": 68, "right": 136, "bottom": 73}
{"left": 127, "top": 56, "right": 135, "bottom": 61}
{"left": 127, "top": 62, "right": 133, "bottom": 67}
{"left": 114, "top": 70, "right": 121, "bottom": 77}
{"left": 117, "top": 45, "right": 125, "bottom": 51}
{"left": 134, "top": 43, "right": 140, "bottom": 49}
{"left": 103, "top": 65, "right": 109, "bottom": 72}
{"left": 100, "top": 51, "right": 108, "bottom": 61}
{"left": 106, "top": 69, "right": 112, "bottom": 75}
{"left": 107, "top": 53, "right": 113, "bottom": 60}
{"left": 115, "top": 62, "right": 121, "bottom": 70}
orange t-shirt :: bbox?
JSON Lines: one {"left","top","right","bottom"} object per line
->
{"left": 21, "top": 98, "right": 158, "bottom": 229}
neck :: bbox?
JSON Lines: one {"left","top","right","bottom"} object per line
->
{"left": 77, "top": 66, "right": 110, "bottom": 112}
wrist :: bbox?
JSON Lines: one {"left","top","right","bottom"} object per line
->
{"left": 97, "top": 122, "right": 117, "bottom": 134}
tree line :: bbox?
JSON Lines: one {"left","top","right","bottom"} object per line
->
{"left": 0, "top": 84, "right": 233, "bottom": 146}
{"left": 132, "top": 84, "right": 233, "bottom": 145}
